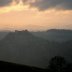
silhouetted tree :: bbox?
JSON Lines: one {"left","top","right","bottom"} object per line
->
{"left": 48, "top": 56, "right": 66, "bottom": 72}
{"left": 65, "top": 63, "right": 72, "bottom": 72}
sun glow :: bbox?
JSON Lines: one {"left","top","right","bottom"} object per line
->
{"left": 0, "top": 0, "right": 30, "bottom": 14}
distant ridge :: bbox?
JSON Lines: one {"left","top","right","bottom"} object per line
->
{"left": 47, "top": 29, "right": 72, "bottom": 34}
{"left": 32, "top": 29, "right": 72, "bottom": 42}
{"left": 47, "top": 29, "right": 72, "bottom": 32}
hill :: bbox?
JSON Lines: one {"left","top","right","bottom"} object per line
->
{"left": 32, "top": 29, "right": 72, "bottom": 42}
{"left": 0, "top": 30, "right": 72, "bottom": 68}
{"left": 0, "top": 30, "right": 51, "bottom": 68}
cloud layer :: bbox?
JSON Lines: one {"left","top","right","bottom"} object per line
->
{"left": 0, "top": 0, "right": 30, "bottom": 6}
{"left": 0, "top": 0, "right": 72, "bottom": 11}
{"left": 29, "top": 0, "right": 72, "bottom": 10}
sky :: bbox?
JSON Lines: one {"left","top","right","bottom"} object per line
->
{"left": 0, "top": 0, "right": 72, "bottom": 31}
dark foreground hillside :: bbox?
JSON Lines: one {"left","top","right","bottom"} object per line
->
{"left": 0, "top": 56, "right": 72, "bottom": 72}
{"left": 0, "top": 61, "right": 45, "bottom": 72}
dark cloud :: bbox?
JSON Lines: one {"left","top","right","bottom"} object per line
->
{"left": 28, "top": 0, "right": 72, "bottom": 10}
{"left": 0, "top": 0, "right": 12, "bottom": 6}
{"left": 0, "top": 0, "right": 72, "bottom": 11}
{"left": 0, "top": 0, "right": 28, "bottom": 6}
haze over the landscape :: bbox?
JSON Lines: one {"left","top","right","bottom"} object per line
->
{"left": 0, "top": 0, "right": 72, "bottom": 31}
{"left": 0, "top": 1, "right": 72, "bottom": 71}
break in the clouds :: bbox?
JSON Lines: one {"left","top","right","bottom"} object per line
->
{"left": 0, "top": 0, "right": 72, "bottom": 10}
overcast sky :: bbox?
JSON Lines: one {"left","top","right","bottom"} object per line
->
{"left": 0, "top": 0, "right": 72, "bottom": 31}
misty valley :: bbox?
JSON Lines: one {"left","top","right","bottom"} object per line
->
{"left": 0, "top": 29, "right": 72, "bottom": 72}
